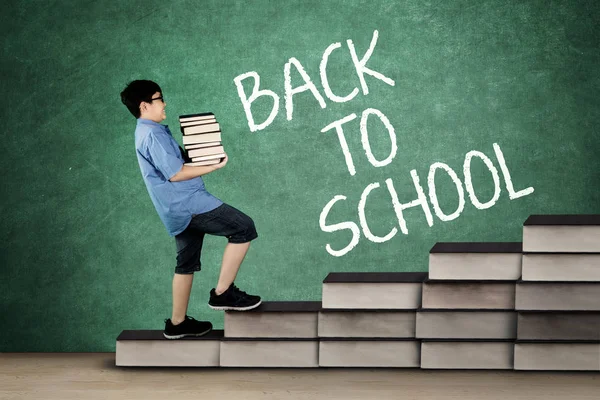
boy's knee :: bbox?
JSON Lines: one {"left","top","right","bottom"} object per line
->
{"left": 245, "top": 216, "right": 256, "bottom": 231}
{"left": 246, "top": 215, "right": 257, "bottom": 234}
{"left": 232, "top": 214, "right": 257, "bottom": 243}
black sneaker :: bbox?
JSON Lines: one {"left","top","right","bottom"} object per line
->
{"left": 163, "top": 315, "right": 212, "bottom": 339}
{"left": 208, "top": 283, "right": 262, "bottom": 311}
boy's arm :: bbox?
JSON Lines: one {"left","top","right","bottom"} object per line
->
{"left": 170, "top": 154, "right": 228, "bottom": 181}
{"left": 145, "top": 131, "right": 228, "bottom": 182}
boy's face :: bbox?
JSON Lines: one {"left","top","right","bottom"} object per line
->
{"left": 140, "top": 91, "right": 167, "bottom": 122}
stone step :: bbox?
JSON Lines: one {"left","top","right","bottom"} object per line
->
{"left": 318, "top": 309, "right": 416, "bottom": 338}
{"left": 416, "top": 309, "right": 517, "bottom": 339}
{"left": 514, "top": 341, "right": 600, "bottom": 371}
{"left": 523, "top": 215, "right": 600, "bottom": 252}
{"left": 322, "top": 272, "right": 428, "bottom": 309}
{"left": 220, "top": 337, "right": 318, "bottom": 367}
{"left": 422, "top": 280, "right": 516, "bottom": 309}
{"left": 428, "top": 242, "right": 522, "bottom": 280}
{"left": 224, "top": 301, "right": 321, "bottom": 338}
{"left": 517, "top": 311, "right": 600, "bottom": 340}
{"left": 115, "top": 329, "right": 222, "bottom": 367}
{"left": 522, "top": 253, "right": 600, "bottom": 281}
{"left": 420, "top": 339, "right": 514, "bottom": 369}
{"left": 516, "top": 281, "right": 600, "bottom": 310}
{"left": 318, "top": 338, "right": 420, "bottom": 367}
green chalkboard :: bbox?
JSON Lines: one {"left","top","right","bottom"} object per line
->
{"left": 1, "top": 0, "right": 599, "bottom": 352}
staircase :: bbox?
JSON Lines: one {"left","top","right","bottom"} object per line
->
{"left": 116, "top": 215, "right": 600, "bottom": 370}
{"left": 514, "top": 215, "right": 600, "bottom": 371}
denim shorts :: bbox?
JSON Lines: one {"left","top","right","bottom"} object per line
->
{"left": 174, "top": 203, "right": 258, "bottom": 274}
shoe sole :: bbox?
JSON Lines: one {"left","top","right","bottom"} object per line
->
{"left": 208, "top": 299, "right": 262, "bottom": 311}
{"left": 163, "top": 327, "right": 212, "bottom": 340}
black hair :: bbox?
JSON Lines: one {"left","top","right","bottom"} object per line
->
{"left": 120, "top": 80, "right": 162, "bottom": 118}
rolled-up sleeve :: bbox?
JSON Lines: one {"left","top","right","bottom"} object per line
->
{"left": 146, "top": 132, "right": 184, "bottom": 180}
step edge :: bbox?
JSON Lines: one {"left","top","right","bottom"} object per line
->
{"left": 319, "top": 337, "right": 420, "bottom": 342}
{"left": 117, "top": 329, "right": 224, "bottom": 341}
{"left": 430, "top": 242, "right": 522, "bottom": 253}
{"left": 323, "top": 272, "right": 428, "bottom": 284}
{"left": 417, "top": 308, "right": 516, "bottom": 312}
{"left": 515, "top": 339, "right": 600, "bottom": 344}
{"left": 319, "top": 308, "right": 418, "bottom": 312}
{"left": 517, "top": 280, "right": 600, "bottom": 284}
{"left": 517, "top": 310, "right": 600, "bottom": 314}
{"left": 221, "top": 337, "right": 319, "bottom": 342}
{"left": 225, "top": 301, "right": 322, "bottom": 312}
{"left": 425, "top": 279, "right": 519, "bottom": 283}
{"left": 522, "top": 252, "right": 600, "bottom": 255}
{"left": 524, "top": 215, "right": 600, "bottom": 226}
{"left": 420, "top": 338, "right": 516, "bottom": 342}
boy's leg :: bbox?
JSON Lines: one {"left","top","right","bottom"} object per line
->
{"left": 172, "top": 273, "right": 194, "bottom": 324}
{"left": 164, "top": 223, "right": 212, "bottom": 339}
{"left": 170, "top": 229, "right": 205, "bottom": 325}
{"left": 184, "top": 202, "right": 260, "bottom": 310}
{"left": 214, "top": 241, "right": 251, "bottom": 295}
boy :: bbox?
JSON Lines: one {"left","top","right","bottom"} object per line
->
{"left": 120, "top": 79, "right": 261, "bottom": 340}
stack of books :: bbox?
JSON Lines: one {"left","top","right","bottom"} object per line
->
{"left": 417, "top": 242, "right": 521, "bottom": 370}
{"left": 178, "top": 112, "right": 225, "bottom": 167}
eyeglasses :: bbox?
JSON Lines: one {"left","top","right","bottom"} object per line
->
{"left": 149, "top": 96, "right": 164, "bottom": 103}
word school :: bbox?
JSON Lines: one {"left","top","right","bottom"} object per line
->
{"left": 319, "top": 143, "right": 535, "bottom": 257}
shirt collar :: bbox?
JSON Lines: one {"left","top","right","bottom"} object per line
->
{"left": 137, "top": 118, "right": 169, "bottom": 129}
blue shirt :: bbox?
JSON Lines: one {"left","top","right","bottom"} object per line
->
{"left": 134, "top": 118, "right": 223, "bottom": 236}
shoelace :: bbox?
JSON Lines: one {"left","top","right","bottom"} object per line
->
{"left": 165, "top": 315, "right": 197, "bottom": 324}
{"left": 231, "top": 284, "right": 248, "bottom": 296}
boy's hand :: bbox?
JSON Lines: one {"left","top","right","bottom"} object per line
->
{"left": 212, "top": 153, "right": 228, "bottom": 170}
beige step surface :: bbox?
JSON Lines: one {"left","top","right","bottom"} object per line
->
{"left": 522, "top": 253, "right": 600, "bottom": 281}
{"left": 516, "top": 281, "right": 600, "bottom": 310}
{"left": 220, "top": 338, "right": 319, "bottom": 367}
{"left": 514, "top": 341, "right": 600, "bottom": 371}
{"left": 319, "top": 309, "right": 416, "bottom": 338}
{"left": 428, "top": 242, "right": 522, "bottom": 280}
{"left": 522, "top": 215, "right": 600, "bottom": 253}
{"left": 115, "top": 330, "right": 222, "bottom": 367}
{"left": 421, "top": 340, "right": 514, "bottom": 369}
{"left": 517, "top": 311, "right": 600, "bottom": 340}
{"left": 322, "top": 272, "right": 427, "bottom": 309}
{"left": 224, "top": 301, "right": 321, "bottom": 338}
{"left": 319, "top": 338, "right": 420, "bottom": 367}
{"left": 416, "top": 309, "right": 517, "bottom": 339}
{"left": 422, "top": 280, "right": 516, "bottom": 309}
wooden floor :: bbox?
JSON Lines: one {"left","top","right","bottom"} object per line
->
{"left": 1, "top": 353, "right": 598, "bottom": 400}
